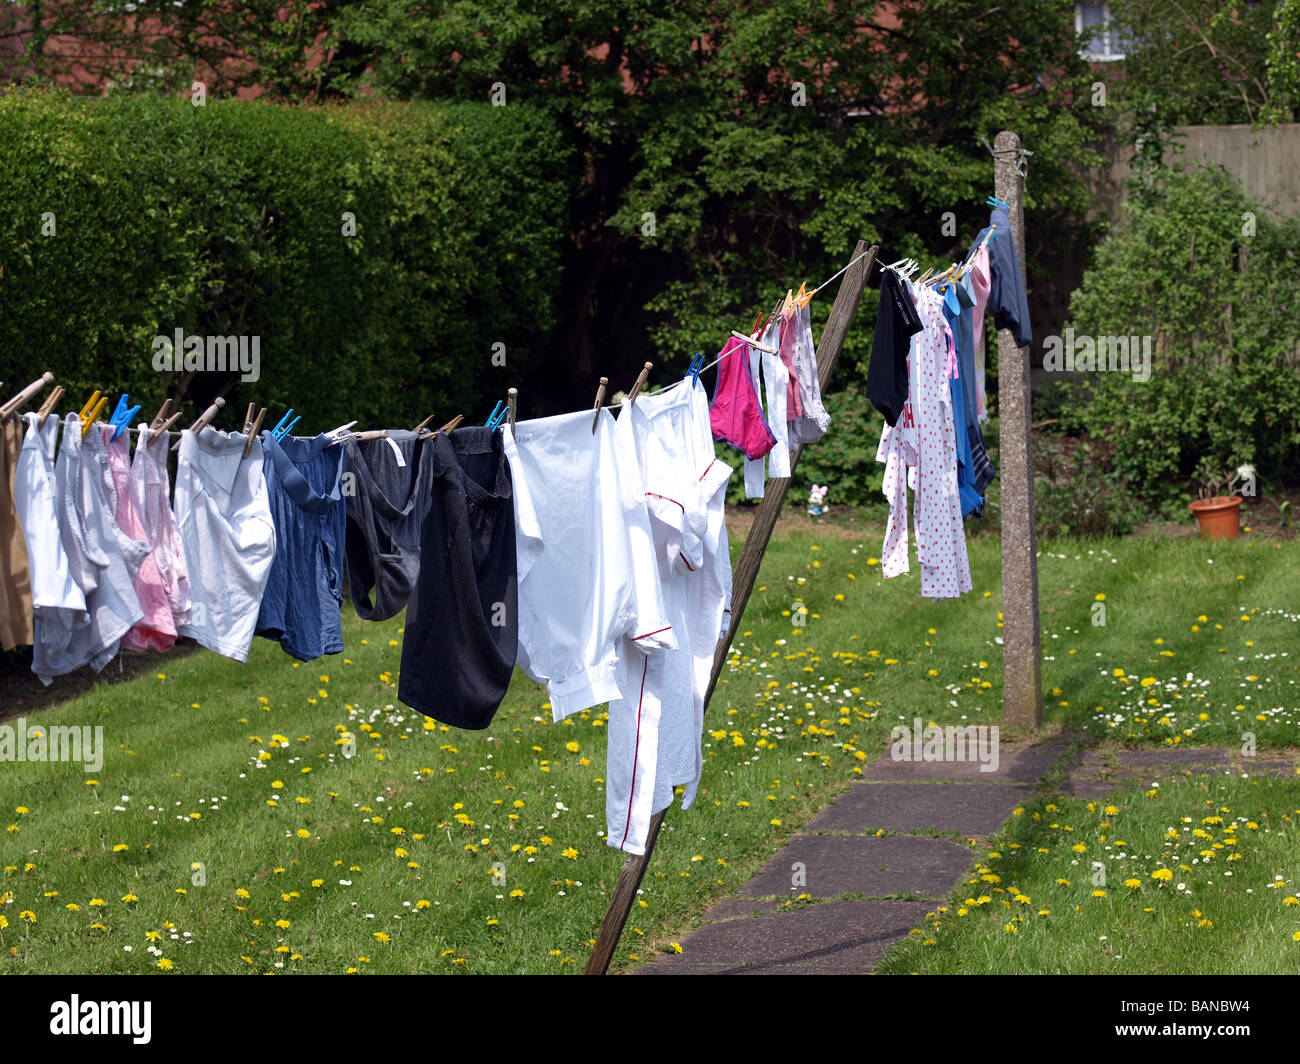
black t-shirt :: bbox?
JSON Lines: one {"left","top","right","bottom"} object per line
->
{"left": 866, "top": 269, "right": 923, "bottom": 426}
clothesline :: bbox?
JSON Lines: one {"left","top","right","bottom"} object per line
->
{"left": 694, "top": 246, "right": 877, "bottom": 379}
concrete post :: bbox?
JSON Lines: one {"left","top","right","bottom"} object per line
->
{"left": 994, "top": 130, "right": 1043, "bottom": 731}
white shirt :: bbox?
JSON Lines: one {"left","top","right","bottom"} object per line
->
{"left": 606, "top": 380, "right": 734, "bottom": 853}
{"left": 744, "top": 320, "right": 790, "bottom": 498}
{"left": 15, "top": 414, "right": 89, "bottom": 674}
{"left": 503, "top": 407, "right": 674, "bottom": 721}
{"left": 173, "top": 427, "right": 276, "bottom": 662}
{"left": 36, "top": 416, "right": 146, "bottom": 683}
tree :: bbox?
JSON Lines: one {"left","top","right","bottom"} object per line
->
{"left": 1106, "top": 0, "right": 1298, "bottom": 127}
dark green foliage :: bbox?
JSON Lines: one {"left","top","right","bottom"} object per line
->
{"left": 1063, "top": 165, "right": 1300, "bottom": 505}
{"left": 0, "top": 89, "right": 570, "bottom": 430}
{"left": 789, "top": 385, "right": 886, "bottom": 510}
{"left": 1032, "top": 434, "right": 1138, "bottom": 538}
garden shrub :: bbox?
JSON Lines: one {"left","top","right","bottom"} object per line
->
{"left": 1063, "top": 165, "right": 1300, "bottom": 504}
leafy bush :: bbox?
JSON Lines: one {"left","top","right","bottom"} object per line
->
{"left": 1032, "top": 434, "right": 1139, "bottom": 538}
{"left": 0, "top": 89, "right": 570, "bottom": 431}
{"left": 1064, "top": 165, "right": 1300, "bottom": 504}
{"left": 790, "top": 384, "right": 886, "bottom": 509}
{"left": 712, "top": 382, "right": 886, "bottom": 509}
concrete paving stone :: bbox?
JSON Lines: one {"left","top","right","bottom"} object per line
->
{"left": 699, "top": 898, "right": 783, "bottom": 921}
{"left": 1235, "top": 759, "right": 1298, "bottom": 778}
{"left": 631, "top": 900, "right": 932, "bottom": 974}
{"left": 740, "top": 834, "right": 972, "bottom": 899}
{"left": 1112, "top": 748, "right": 1230, "bottom": 769}
{"left": 806, "top": 782, "right": 1035, "bottom": 835}
{"left": 863, "top": 741, "right": 1071, "bottom": 783}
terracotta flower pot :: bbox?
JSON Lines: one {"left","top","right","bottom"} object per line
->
{"left": 1189, "top": 495, "right": 1241, "bottom": 539}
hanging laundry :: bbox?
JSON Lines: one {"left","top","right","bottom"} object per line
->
{"left": 129, "top": 424, "right": 192, "bottom": 636}
{"left": 710, "top": 334, "right": 776, "bottom": 459}
{"left": 605, "top": 379, "right": 734, "bottom": 855}
{"left": 0, "top": 415, "right": 34, "bottom": 649}
{"left": 987, "top": 206, "right": 1032, "bottom": 347}
{"left": 503, "top": 407, "right": 675, "bottom": 720}
{"left": 105, "top": 426, "right": 176, "bottom": 654}
{"left": 255, "top": 432, "right": 347, "bottom": 662}
{"left": 939, "top": 278, "right": 986, "bottom": 518}
{"left": 867, "top": 267, "right": 924, "bottom": 426}
{"left": 788, "top": 302, "right": 831, "bottom": 445}
{"left": 36, "top": 415, "right": 147, "bottom": 683}
{"left": 776, "top": 310, "right": 804, "bottom": 422}
{"left": 173, "top": 427, "right": 276, "bottom": 663}
{"left": 968, "top": 240, "right": 992, "bottom": 422}
{"left": 675, "top": 379, "right": 734, "bottom": 813}
{"left": 14, "top": 413, "right": 87, "bottom": 668}
{"left": 876, "top": 277, "right": 973, "bottom": 600}
{"left": 342, "top": 429, "right": 433, "bottom": 622}
{"left": 398, "top": 427, "right": 518, "bottom": 730}
{"left": 743, "top": 319, "right": 790, "bottom": 499}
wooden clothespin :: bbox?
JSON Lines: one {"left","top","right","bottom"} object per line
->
{"left": 244, "top": 403, "right": 256, "bottom": 433}
{"left": 419, "top": 414, "right": 462, "bottom": 440}
{"left": 81, "top": 395, "right": 109, "bottom": 439}
{"left": 591, "top": 377, "right": 608, "bottom": 434}
{"left": 627, "top": 363, "right": 652, "bottom": 407}
{"left": 242, "top": 407, "right": 267, "bottom": 458}
{"left": 507, "top": 388, "right": 517, "bottom": 431}
{"left": 0, "top": 371, "right": 55, "bottom": 420}
{"left": 731, "top": 330, "right": 778, "bottom": 354}
{"left": 37, "top": 385, "right": 65, "bottom": 427}
{"left": 413, "top": 413, "right": 436, "bottom": 433}
{"left": 171, "top": 396, "right": 225, "bottom": 452}
{"left": 351, "top": 429, "right": 390, "bottom": 442}
{"left": 149, "top": 398, "right": 172, "bottom": 431}
{"left": 148, "top": 410, "right": 183, "bottom": 447}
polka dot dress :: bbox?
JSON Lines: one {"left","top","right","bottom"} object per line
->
{"left": 875, "top": 280, "right": 973, "bottom": 600}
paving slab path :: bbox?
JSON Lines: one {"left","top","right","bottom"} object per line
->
{"left": 633, "top": 739, "right": 1290, "bottom": 975}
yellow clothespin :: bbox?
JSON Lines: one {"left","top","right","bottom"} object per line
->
{"left": 78, "top": 390, "right": 102, "bottom": 423}
{"left": 81, "top": 395, "right": 108, "bottom": 439}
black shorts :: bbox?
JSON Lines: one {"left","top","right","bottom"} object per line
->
{"left": 398, "top": 427, "right": 518, "bottom": 729}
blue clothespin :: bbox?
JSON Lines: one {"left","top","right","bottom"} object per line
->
{"left": 484, "top": 400, "right": 505, "bottom": 431}
{"left": 987, "top": 195, "right": 1011, "bottom": 210}
{"left": 108, "top": 394, "right": 141, "bottom": 441}
{"left": 686, "top": 351, "right": 704, "bottom": 384}
{"left": 269, "top": 409, "right": 300, "bottom": 442}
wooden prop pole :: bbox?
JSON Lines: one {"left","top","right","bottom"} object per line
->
{"left": 585, "top": 241, "right": 878, "bottom": 975}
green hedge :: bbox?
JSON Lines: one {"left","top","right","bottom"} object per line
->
{"left": 0, "top": 89, "right": 571, "bottom": 431}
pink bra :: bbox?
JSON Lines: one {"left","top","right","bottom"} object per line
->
{"left": 709, "top": 335, "right": 776, "bottom": 459}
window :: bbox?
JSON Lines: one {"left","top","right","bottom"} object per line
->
{"left": 1075, "top": 3, "right": 1128, "bottom": 62}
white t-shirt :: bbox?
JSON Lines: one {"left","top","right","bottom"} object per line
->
{"left": 15, "top": 414, "right": 89, "bottom": 675}
{"left": 605, "top": 380, "right": 734, "bottom": 854}
{"left": 173, "top": 427, "right": 276, "bottom": 662}
{"left": 36, "top": 416, "right": 146, "bottom": 683}
{"left": 503, "top": 406, "right": 674, "bottom": 720}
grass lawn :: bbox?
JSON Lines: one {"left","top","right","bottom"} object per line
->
{"left": 1, "top": 511, "right": 1297, "bottom": 974}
